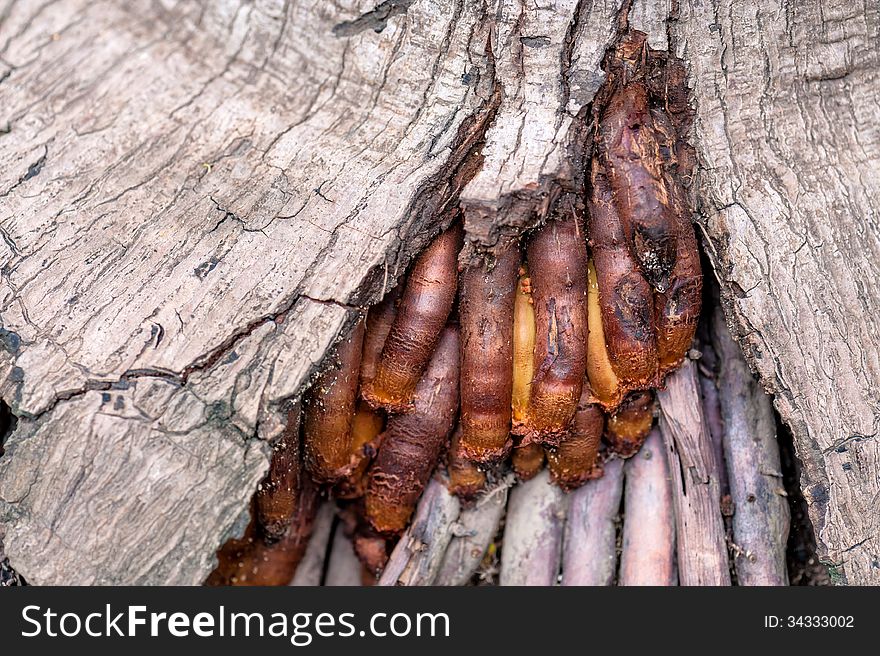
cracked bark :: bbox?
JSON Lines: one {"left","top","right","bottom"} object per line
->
{"left": 0, "top": 0, "right": 878, "bottom": 584}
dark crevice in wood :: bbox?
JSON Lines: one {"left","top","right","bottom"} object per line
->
{"left": 0, "top": 398, "right": 16, "bottom": 458}
{"left": 778, "top": 418, "right": 832, "bottom": 586}
{"left": 332, "top": 1, "right": 416, "bottom": 38}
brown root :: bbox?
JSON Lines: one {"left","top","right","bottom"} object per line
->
{"left": 362, "top": 223, "right": 462, "bottom": 413}
{"left": 458, "top": 237, "right": 519, "bottom": 462}
{"left": 446, "top": 425, "right": 488, "bottom": 502}
{"left": 254, "top": 406, "right": 303, "bottom": 541}
{"left": 365, "top": 326, "right": 460, "bottom": 534}
{"left": 303, "top": 319, "right": 365, "bottom": 483}
{"left": 517, "top": 208, "right": 588, "bottom": 444}
{"left": 546, "top": 384, "right": 604, "bottom": 491}
{"left": 606, "top": 390, "right": 655, "bottom": 458}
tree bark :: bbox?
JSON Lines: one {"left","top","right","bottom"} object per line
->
{"left": 1, "top": 0, "right": 877, "bottom": 584}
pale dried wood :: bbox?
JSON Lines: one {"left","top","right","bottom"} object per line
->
{"left": 289, "top": 501, "right": 335, "bottom": 587}
{"left": 658, "top": 359, "right": 731, "bottom": 586}
{"left": 560, "top": 457, "right": 624, "bottom": 586}
{"left": 713, "top": 309, "right": 790, "bottom": 585}
{"left": 500, "top": 469, "right": 566, "bottom": 586}
{"left": 435, "top": 476, "right": 511, "bottom": 586}
{"left": 620, "top": 428, "right": 676, "bottom": 586}
{"left": 324, "top": 521, "right": 363, "bottom": 587}
{"left": 377, "top": 477, "right": 460, "bottom": 586}
{"left": 673, "top": 0, "right": 880, "bottom": 583}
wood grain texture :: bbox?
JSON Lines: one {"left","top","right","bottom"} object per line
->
{"left": 1, "top": 0, "right": 878, "bottom": 584}
{"left": 658, "top": 359, "right": 731, "bottom": 586}
{"left": 0, "top": 0, "right": 494, "bottom": 584}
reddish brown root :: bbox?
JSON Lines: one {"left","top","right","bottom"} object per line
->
{"left": 303, "top": 320, "right": 365, "bottom": 483}
{"left": 510, "top": 441, "right": 545, "bottom": 481}
{"left": 458, "top": 237, "right": 519, "bottom": 462}
{"left": 254, "top": 406, "right": 303, "bottom": 541}
{"left": 546, "top": 385, "right": 604, "bottom": 491}
{"left": 446, "top": 425, "right": 488, "bottom": 502}
{"left": 588, "top": 167, "right": 657, "bottom": 392}
{"left": 206, "top": 478, "right": 321, "bottom": 586}
{"left": 362, "top": 223, "right": 462, "bottom": 413}
{"left": 365, "top": 326, "right": 460, "bottom": 535}
{"left": 332, "top": 400, "right": 385, "bottom": 500}
{"left": 517, "top": 208, "right": 588, "bottom": 444}
{"left": 606, "top": 390, "right": 656, "bottom": 458}
{"left": 359, "top": 283, "right": 403, "bottom": 390}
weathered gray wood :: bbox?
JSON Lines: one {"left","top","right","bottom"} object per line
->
{"left": 658, "top": 359, "right": 731, "bottom": 586}
{"left": 377, "top": 477, "right": 460, "bottom": 586}
{"left": 560, "top": 457, "right": 624, "bottom": 586}
{"left": 435, "top": 476, "right": 511, "bottom": 586}
{"left": 0, "top": 0, "right": 878, "bottom": 585}
{"left": 713, "top": 309, "right": 790, "bottom": 585}
{"left": 501, "top": 469, "right": 566, "bottom": 586}
{"left": 620, "top": 428, "right": 676, "bottom": 586}
{"left": 672, "top": 1, "right": 880, "bottom": 583}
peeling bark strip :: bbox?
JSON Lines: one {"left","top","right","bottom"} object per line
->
{"left": 501, "top": 470, "right": 566, "bottom": 586}
{"left": 620, "top": 428, "right": 676, "bottom": 586}
{"left": 560, "top": 457, "right": 624, "bottom": 586}
{"left": 332, "top": 1, "right": 416, "bottom": 38}
{"left": 436, "top": 478, "right": 509, "bottom": 586}
{"left": 658, "top": 360, "right": 731, "bottom": 586}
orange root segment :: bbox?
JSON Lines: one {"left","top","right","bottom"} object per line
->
{"left": 511, "top": 265, "right": 536, "bottom": 427}
{"left": 446, "top": 426, "right": 487, "bottom": 502}
{"left": 303, "top": 319, "right": 365, "bottom": 484}
{"left": 587, "top": 169, "right": 657, "bottom": 394}
{"left": 359, "top": 284, "right": 402, "bottom": 391}
{"left": 254, "top": 406, "right": 303, "bottom": 541}
{"left": 362, "top": 223, "right": 463, "bottom": 413}
{"left": 365, "top": 326, "right": 460, "bottom": 535}
{"left": 511, "top": 441, "right": 545, "bottom": 481}
{"left": 546, "top": 385, "right": 604, "bottom": 491}
{"left": 606, "top": 390, "right": 655, "bottom": 458}
{"left": 206, "top": 478, "right": 321, "bottom": 586}
{"left": 458, "top": 238, "right": 519, "bottom": 462}
{"left": 333, "top": 400, "right": 385, "bottom": 500}
{"left": 596, "top": 84, "right": 679, "bottom": 293}
{"left": 518, "top": 211, "right": 589, "bottom": 444}
{"left": 587, "top": 29, "right": 701, "bottom": 398}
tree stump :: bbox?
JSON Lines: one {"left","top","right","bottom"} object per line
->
{"left": 1, "top": 0, "right": 877, "bottom": 584}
